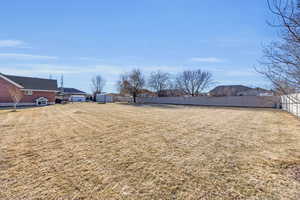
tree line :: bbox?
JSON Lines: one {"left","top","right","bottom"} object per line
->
{"left": 92, "top": 0, "right": 300, "bottom": 103}
{"left": 91, "top": 69, "right": 214, "bottom": 103}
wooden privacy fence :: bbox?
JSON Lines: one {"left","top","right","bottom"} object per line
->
{"left": 281, "top": 93, "right": 300, "bottom": 117}
{"left": 137, "top": 96, "right": 281, "bottom": 108}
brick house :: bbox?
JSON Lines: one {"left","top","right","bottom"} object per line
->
{"left": 0, "top": 73, "right": 58, "bottom": 106}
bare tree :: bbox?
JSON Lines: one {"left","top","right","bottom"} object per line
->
{"left": 258, "top": 0, "right": 300, "bottom": 102}
{"left": 117, "top": 69, "right": 145, "bottom": 103}
{"left": 117, "top": 74, "right": 130, "bottom": 95}
{"left": 91, "top": 75, "right": 106, "bottom": 99}
{"left": 148, "top": 71, "right": 170, "bottom": 97}
{"left": 6, "top": 85, "right": 23, "bottom": 111}
{"left": 176, "top": 69, "right": 213, "bottom": 96}
{"left": 158, "top": 79, "right": 186, "bottom": 97}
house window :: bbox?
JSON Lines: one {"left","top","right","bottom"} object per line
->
{"left": 24, "top": 90, "right": 33, "bottom": 96}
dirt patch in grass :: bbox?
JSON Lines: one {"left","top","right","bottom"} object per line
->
{"left": 290, "top": 166, "right": 300, "bottom": 182}
{"left": 0, "top": 103, "right": 300, "bottom": 200}
{"left": 283, "top": 161, "right": 300, "bottom": 183}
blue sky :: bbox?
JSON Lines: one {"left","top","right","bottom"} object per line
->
{"left": 0, "top": 0, "right": 276, "bottom": 93}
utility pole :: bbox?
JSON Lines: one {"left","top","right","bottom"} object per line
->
{"left": 60, "top": 74, "right": 64, "bottom": 101}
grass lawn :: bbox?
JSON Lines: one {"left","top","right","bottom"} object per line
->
{"left": 0, "top": 103, "right": 300, "bottom": 200}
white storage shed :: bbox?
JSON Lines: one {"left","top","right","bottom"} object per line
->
{"left": 96, "top": 94, "right": 113, "bottom": 103}
{"left": 69, "top": 95, "right": 86, "bottom": 102}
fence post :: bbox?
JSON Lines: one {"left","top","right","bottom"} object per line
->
{"left": 288, "top": 96, "right": 290, "bottom": 113}
{"left": 286, "top": 96, "right": 288, "bottom": 111}
{"left": 284, "top": 96, "right": 285, "bottom": 111}
{"left": 296, "top": 94, "right": 300, "bottom": 118}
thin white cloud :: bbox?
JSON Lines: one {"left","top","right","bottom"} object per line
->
{"left": 0, "top": 53, "right": 58, "bottom": 60}
{"left": 209, "top": 67, "right": 257, "bottom": 77}
{"left": 0, "top": 63, "right": 257, "bottom": 82}
{"left": 0, "top": 64, "right": 183, "bottom": 77}
{"left": 78, "top": 57, "right": 104, "bottom": 62}
{"left": 0, "top": 64, "right": 122, "bottom": 76}
{"left": 188, "top": 57, "right": 224, "bottom": 63}
{"left": 0, "top": 40, "right": 29, "bottom": 48}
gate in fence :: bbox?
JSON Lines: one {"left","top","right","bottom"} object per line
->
{"left": 281, "top": 93, "right": 300, "bottom": 117}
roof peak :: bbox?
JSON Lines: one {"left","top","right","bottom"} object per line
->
{"left": 1, "top": 73, "right": 57, "bottom": 90}
{"left": 2, "top": 73, "right": 55, "bottom": 81}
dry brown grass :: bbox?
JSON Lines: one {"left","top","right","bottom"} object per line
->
{"left": 0, "top": 103, "right": 300, "bottom": 200}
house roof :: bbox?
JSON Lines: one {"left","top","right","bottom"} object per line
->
{"left": 210, "top": 85, "right": 251, "bottom": 92}
{"left": 250, "top": 87, "right": 273, "bottom": 93}
{"left": 209, "top": 85, "right": 252, "bottom": 96}
{"left": 105, "top": 93, "right": 120, "bottom": 96}
{"left": 139, "top": 89, "right": 156, "bottom": 94}
{"left": 1, "top": 73, "right": 58, "bottom": 91}
{"left": 58, "top": 87, "right": 86, "bottom": 94}
{"left": 237, "top": 87, "right": 272, "bottom": 93}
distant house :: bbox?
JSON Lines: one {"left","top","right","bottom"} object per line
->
{"left": 209, "top": 85, "right": 252, "bottom": 97}
{"left": 57, "top": 87, "right": 87, "bottom": 102}
{"left": 159, "top": 89, "right": 186, "bottom": 97}
{"left": 0, "top": 73, "right": 57, "bottom": 106}
{"left": 237, "top": 88, "right": 274, "bottom": 96}
{"left": 209, "top": 85, "right": 274, "bottom": 97}
{"left": 138, "top": 89, "right": 156, "bottom": 97}
{"left": 106, "top": 93, "right": 121, "bottom": 97}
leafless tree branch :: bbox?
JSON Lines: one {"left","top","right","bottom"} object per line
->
{"left": 258, "top": 0, "right": 300, "bottom": 103}
{"left": 117, "top": 69, "right": 145, "bottom": 103}
{"left": 91, "top": 75, "right": 106, "bottom": 98}
{"left": 176, "top": 69, "right": 213, "bottom": 96}
{"left": 6, "top": 85, "right": 23, "bottom": 111}
{"left": 148, "top": 71, "right": 170, "bottom": 97}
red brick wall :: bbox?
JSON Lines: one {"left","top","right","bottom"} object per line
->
{"left": 0, "top": 76, "right": 16, "bottom": 102}
{"left": 0, "top": 77, "right": 56, "bottom": 103}
{"left": 22, "top": 91, "right": 56, "bottom": 103}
